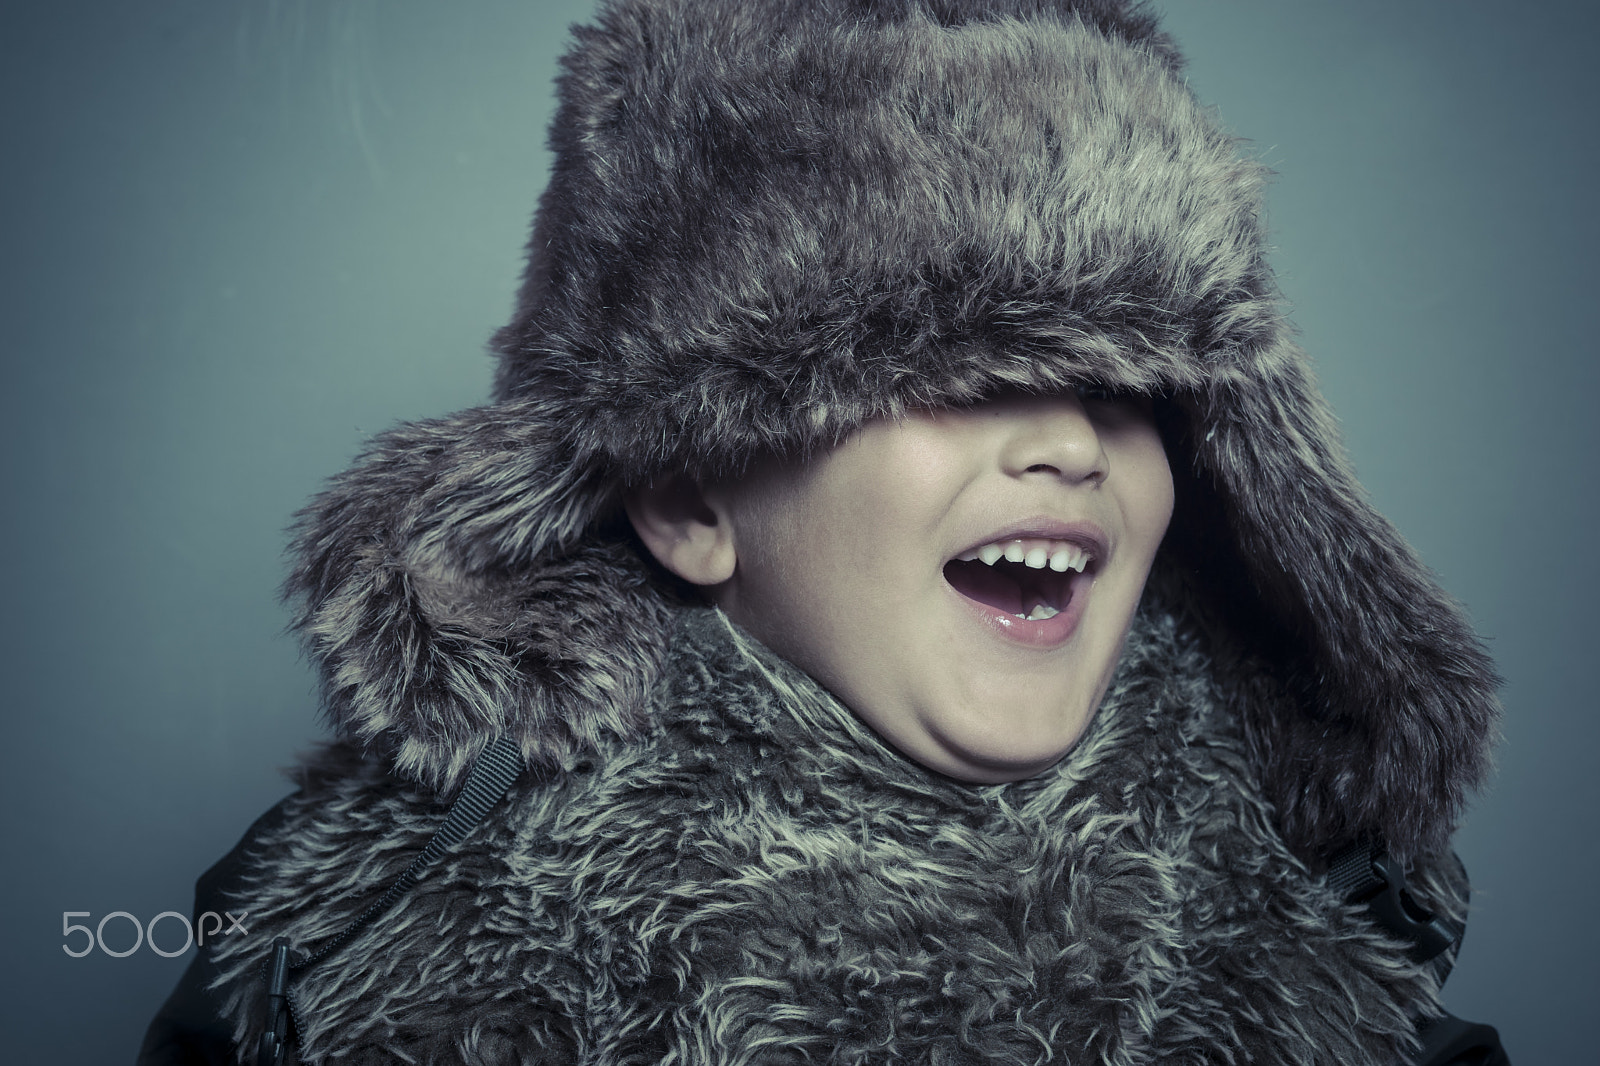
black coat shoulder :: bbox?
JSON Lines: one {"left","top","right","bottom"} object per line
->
{"left": 136, "top": 795, "right": 298, "bottom": 1066}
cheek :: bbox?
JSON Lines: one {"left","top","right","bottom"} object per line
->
{"left": 724, "top": 478, "right": 865, "bottom": 648}
{"left": 1145, "top": 450, "right": 1176, "bottom": 545}
{"left": 1110, "top": 424, "right": 1175, "bottom": 553}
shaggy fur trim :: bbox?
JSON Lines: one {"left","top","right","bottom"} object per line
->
{"left": 284, "top": 398, "right": 679, "bottom": 788}
{"left": 213, "top": 600, "right": 1461, "bottom": 1064}
{"left": 284, "top": 0, "right": 1498, "bottom": 860}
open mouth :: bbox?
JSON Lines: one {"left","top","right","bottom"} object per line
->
{"left": 942, "top": 537, "right": 1095, "bottom": 621}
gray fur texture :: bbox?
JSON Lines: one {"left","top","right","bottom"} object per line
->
{"left": 286, "top": 0, "right": 1495, "bottom": 870}
{"left": 216, "top": 603, "right": 1464, "bottom": 1064}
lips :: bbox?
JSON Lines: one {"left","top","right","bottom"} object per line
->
{"left": 942, "top": 522, "right": 1107, "bottom": 646}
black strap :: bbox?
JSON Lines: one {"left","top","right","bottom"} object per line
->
{"left": 1329, "top": 838, "right": 1461, "bottom": 964}
{"left": 1328, "top": 839, "right": 1509, "bottom": 1066}
{"left": 256, "top": 737, "right": 524, "bottom": 1066}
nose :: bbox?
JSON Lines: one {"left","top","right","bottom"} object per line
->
{"left": 994, "top": 393, "right": 1108, "bottom": 485}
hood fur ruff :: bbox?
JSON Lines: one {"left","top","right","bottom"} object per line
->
{"left": 216, "top": 604, "right": 1466, "bottom": 1064}
{"left": 287, "top": 0, "right": 1498, "bottom": 861}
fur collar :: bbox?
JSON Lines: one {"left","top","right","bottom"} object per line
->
{"left": 214, "top": 600, "right": 1460, "bottom": 1063}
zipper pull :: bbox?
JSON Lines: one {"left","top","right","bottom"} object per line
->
{"left": 256, "top": 937, "right": 292, "bottom": 1066}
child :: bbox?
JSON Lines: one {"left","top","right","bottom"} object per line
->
{"left": 141, "top": 1, "right": 1503, "bottom": 1063}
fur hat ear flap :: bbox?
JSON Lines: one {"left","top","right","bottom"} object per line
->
{"left": 1168, "top": 332, "right": 1500, "bottom": 861}
{"left": 285, "top": 398, "right": 678, "bottom": 795}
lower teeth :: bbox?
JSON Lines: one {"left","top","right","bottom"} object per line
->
{"left": 1019, "top": 604, "right": 1060, "bottom": 621}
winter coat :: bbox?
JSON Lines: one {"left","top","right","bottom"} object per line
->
{"left": 140, "top": 1, "right": 1501, "bottom": 1063}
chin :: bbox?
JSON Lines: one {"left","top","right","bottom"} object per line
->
{"left": 923, "top": 711, "right": 1092, "bottom": 783}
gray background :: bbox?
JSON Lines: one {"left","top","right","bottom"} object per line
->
{"left": 1, "top": 1, "right": 1593, "bottom": 1062}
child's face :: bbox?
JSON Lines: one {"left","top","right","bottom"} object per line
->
{"left": 635, "top": 391, "right": 1173, "bottom": 782}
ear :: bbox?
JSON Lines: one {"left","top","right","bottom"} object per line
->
{"left": 623, "top": 474, "right": 738, "bottom": 587}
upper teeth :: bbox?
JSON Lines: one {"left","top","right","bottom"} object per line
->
{"left": 957, "top": 538, "right": 1091, "bottom": 573}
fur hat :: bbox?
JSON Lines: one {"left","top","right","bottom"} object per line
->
{"left": 287, "top": 0, "right": 1498, "bottom": 862}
